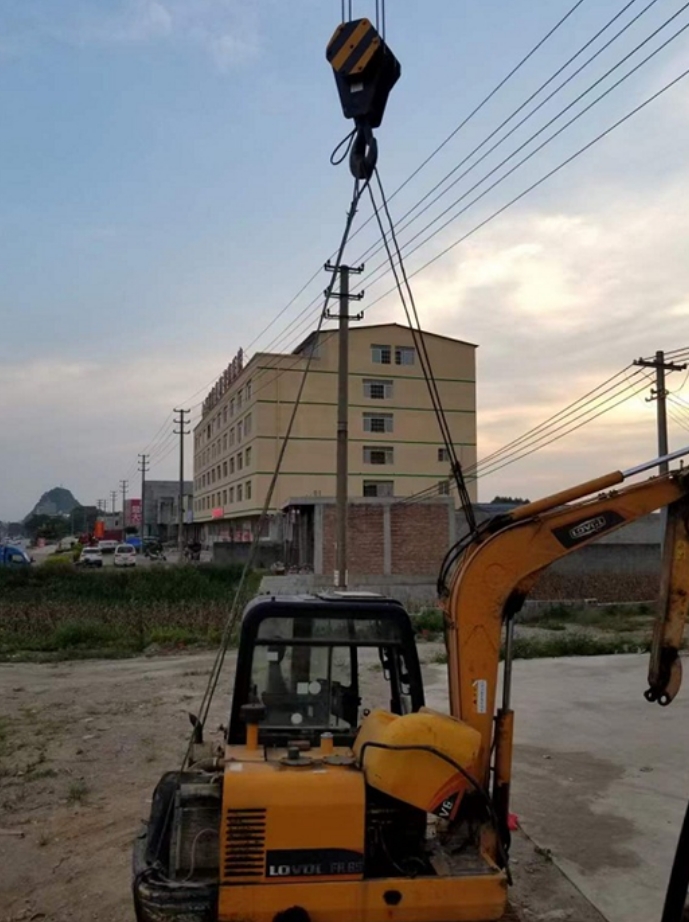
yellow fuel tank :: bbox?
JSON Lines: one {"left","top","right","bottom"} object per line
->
{"left": 353, "top": 707, "right": 482, "bottom": 819}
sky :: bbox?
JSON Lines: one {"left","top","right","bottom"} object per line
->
{"left": 2, "top": 0, "right": 689, "bottom": 519}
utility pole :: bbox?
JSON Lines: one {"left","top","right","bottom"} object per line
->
{"left": 174, "top": 408, "right": 191, "bottom": 559}
{"left": 110, "top": 491, "right": 117, "bottom": 514}
{"left": 325, "top": 261, "right": 364, "bottom": 588}
{"left": 138, "top": 455, "right": 149, "bottom": 541}
{"left": 634, "top": 351, "right": 687, "bottom": 474}
{"left": 120, "top": 480, "right": 128, "bottom": 527}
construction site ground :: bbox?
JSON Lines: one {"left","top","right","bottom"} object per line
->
{"left": 1, "top": 648, "right": 685, "bottom": 922}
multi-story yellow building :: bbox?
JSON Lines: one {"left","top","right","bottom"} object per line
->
{"left": 192, "top": 323, "right": 476, "bottom": 540}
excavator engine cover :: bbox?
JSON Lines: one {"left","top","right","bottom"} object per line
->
{"left": 219, "top": 758, "right": 365, "bottom": 887}
{"left": 326, "top": 18, "right": 401, "bottom": 128}
{"left": 354, "top": 707, "right": 483, "bottom": 820}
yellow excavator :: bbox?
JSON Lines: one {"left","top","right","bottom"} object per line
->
{"left": 132, "top": 447, "right": 689, "bottom": 922}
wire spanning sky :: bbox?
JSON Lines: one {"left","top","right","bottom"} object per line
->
{"left": 1, "top": 0, "right": 689, "bottom": 519}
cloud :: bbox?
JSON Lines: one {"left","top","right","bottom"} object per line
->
{"left": 3, "top": 0, "right": 260, "bottom": 68}
{"left": 366, "top": 164, "right": 689, "bottom": 500}
{"left": 0, "top": 347, "right": 228, "bottom": 520}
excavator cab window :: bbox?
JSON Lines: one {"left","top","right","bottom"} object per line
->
{"left": 228, "top": 595, "right": 424, "bottom": 747}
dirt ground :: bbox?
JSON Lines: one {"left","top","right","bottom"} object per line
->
{"left": 1, "top": 650, "right": 604, "bottom": 922}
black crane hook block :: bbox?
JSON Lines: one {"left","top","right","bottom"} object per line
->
{"left": 326, "top": 17, "right": 400, "bottom": 128}
{"left": 326, "top": 17, "right": 400, "bottom": 179}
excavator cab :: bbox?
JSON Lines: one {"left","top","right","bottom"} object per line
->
{"left": 227, "top": 592, "right": 425, "bottom": 748}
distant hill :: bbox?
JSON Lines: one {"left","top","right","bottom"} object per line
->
{"left": 25, "top": 487, "right": 81, "bottom": 521}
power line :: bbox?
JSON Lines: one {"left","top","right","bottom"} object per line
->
{"left": 226, "top": 0, "right": 590, "bottom": 365}
{"left": 351, "top": 0, "right": 659, "bottom": 270}
{"left": 165, "top": 6, "right": 676, "bottom": 442}
{"left": 362, "top": 60, "right": 689, "bottom": 315}
{"left": 401, "top": 366, "right": 655, "bottom": 506}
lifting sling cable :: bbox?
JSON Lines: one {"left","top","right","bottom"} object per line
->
{"left": 367, "top": 169, "right": 478, "bottom": 536}
{"left": 326, "top": 7, "right": 477, "bottom": 537}
{"left": 184, "top": 176, "right": 367, "bottom": 761}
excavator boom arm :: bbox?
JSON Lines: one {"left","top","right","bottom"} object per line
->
{"left": 443, "top": 465, "right": 689, "bottom": 788}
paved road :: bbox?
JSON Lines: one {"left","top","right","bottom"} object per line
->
{"left": 424, "top": 654, "right": 689, "bottom": 922}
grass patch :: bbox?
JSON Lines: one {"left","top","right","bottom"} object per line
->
{"left": 430, "top": 631, "right": 651, "bottom": 666}
{"left": 67, "top": 779, "right": 89, "bottom": 804}
{"left": 525, "top": 601, "right": 655, "bottom": 632}
{"left": 511, "top": 633, "right": 651, "bottom": 659}
{"left": 147, "top": 627, "right": 206, "bottom": 647}
{"left": 0, "top": 567, "right": 261, "bottom": 660}
{"left": 411, "top": 609, "right": 445, "bottom": 636}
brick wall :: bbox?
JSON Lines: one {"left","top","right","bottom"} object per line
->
{"left": 391, "top": 504, "right": 447, "bottom": 575}
{"left": 318, "top": 501, "right": 449, "bottom": 577}
{"left": 322, "top": 505, "right": 385, "bottom": 576}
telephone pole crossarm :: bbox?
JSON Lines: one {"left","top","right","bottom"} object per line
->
{"left": 633, "top": 350, "right": 688, "bottom": 475}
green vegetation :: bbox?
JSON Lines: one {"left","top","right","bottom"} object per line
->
{"left": 0, "top": 565, "right": 260, "bottom": 660}
{"left": 432, "top": 631, "right": 652, "bottom": 665}
{"left": 510, "top": 633, "right": 652, "bottom": 659}
{"left": 525, "top": 601, "right": 655, "bottom": 632}
{"left": 411, "top": 608, "right": 445, "bottom": 636}
{"left": 67, "top": 779, "right": 89, "bottom": 804}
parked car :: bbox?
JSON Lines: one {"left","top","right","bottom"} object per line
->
{"left": 78, "top": 547, "right": 103, "bottom": 568}
{"left": 114, "top": 544, "right": 136, "bottom": 568}
{"left": 98, "top": 539, "right": 119, "bottom": 554}
{"left": 0, "top": 545, "right": 32, "bottom": 568}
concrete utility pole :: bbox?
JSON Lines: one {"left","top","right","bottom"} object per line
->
{"left": 110, "top": 491, "right": 117, "bottom": 514}
{"left": 120, "top": 480, "right": 128, "bottom": 526}
{"left": 634, "top": 351, "right": 687, "bottom": 474}
{"left": 174, "top": 408, "right": 191, "bottom": 559}
{"left": 138, "top": 455, "right": 150, "bottom": 540}
{"left": 325, "top": 261, "right": 364, "bottom": 588}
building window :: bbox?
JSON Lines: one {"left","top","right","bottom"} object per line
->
{"left": 212, "top": 470, "right": 216, "bottom": 483}
{"left": 438, "top": 447, "right": 450, "bottom": 462}
{"left": 395, "top": 346, "right": 415, "bottom": 365}
{"left": 364, "top": 378, "right": 393, "bottom": 400}
{"left": 245, "top": 446, "right": 251, "bottom": 466}
{"left": 230, "top": 398, "right": 235, "bottom": 417}
{"left": 438, "top": 480, "right": 450, "bottom": 496}
{"left": 230, "top": 457, "right": 235, "bottom": 474}
{"left": 237, "top": 391, "right": 243, "bottom": 410}
{"left": 371, "top": 344, "right": 391, "bottom": 365}
{"left": 237, "top": 452, "right": 243, "bottom": 471}
{"left": 222, "top": 434, "right": 227, "bottom": 450}
{"left": 223, "top": 460, "right": 228, "bottom": 477}
{"left": 363, "top": 480, "right": 394, "bottom": 497}
{"left": 244, "top": 412, "right": 252, "bottom": 436}
{"left": 230, "top": 427, "right": 235, "bottom": 447}
{"left": 246, "top": 380, "right": 252, "bottom": 400}
{"left": 223, "top": 489, "right": 227, "bottom": 504}
{"left": 223, "top": 407, "right": 227, "bottom": 424}
{"left": 237, "top": 484, "right": 243, "bottom": 502}
{"left": 217, "top": 465, "right": 221, "bottom": 480}
{"left": 363, "top": 412, "right": 393, "bottom": 434}
{"left": 363, "top": 446, "right": 394, "bottom": 465}
{"left": 229, "top": 486, "right": 235, "bottom": 503}
{"left": 246, "top": 480, "right": 252, "bottom": 500}
{"left": 237, "top": 420, "right": 243, "bottom": 443}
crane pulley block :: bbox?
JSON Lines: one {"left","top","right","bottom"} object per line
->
{"left": 326, "top": 17, "right": 400, "bottom": 129}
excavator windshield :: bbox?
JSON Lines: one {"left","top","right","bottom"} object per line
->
{"left": 227, "top": 594, "right": 424, "bottom": 747}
